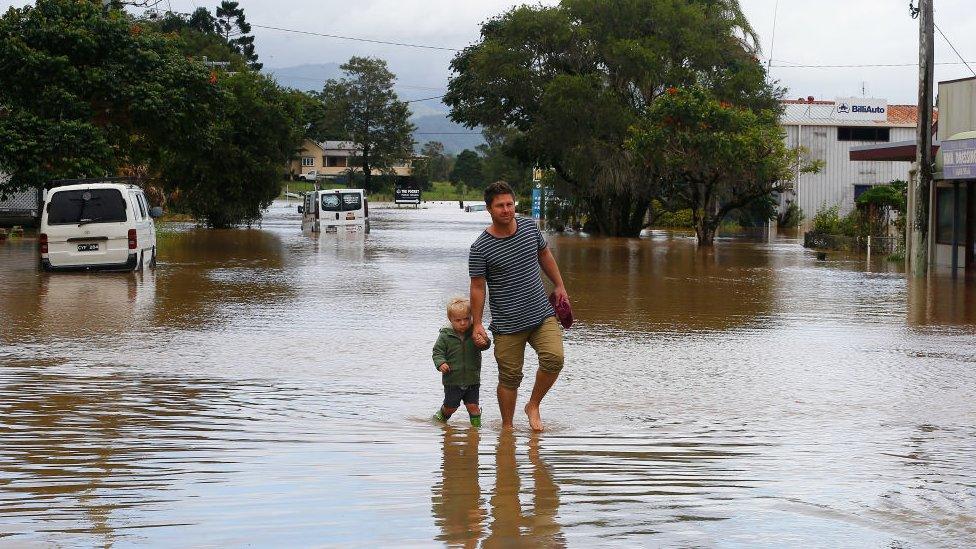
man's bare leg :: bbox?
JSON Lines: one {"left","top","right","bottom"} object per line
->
{"left": 524, "top": 369, "right": 559, "bottom": 432}
{"left": 497, "top": 385, "right": 518, "bottom": 429}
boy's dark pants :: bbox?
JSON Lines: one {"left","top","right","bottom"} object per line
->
{"left": 443, "top": 384, "right": 480, "bottom": 409}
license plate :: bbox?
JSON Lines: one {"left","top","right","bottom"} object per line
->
{"left": 325, "top": 226, "right": 337, "bottom": 233}
{"left": 77, "top": 243, "right": 99, "bottom": 252}
{"left": 346, "top": 213, "right": 356, "bottom": 220}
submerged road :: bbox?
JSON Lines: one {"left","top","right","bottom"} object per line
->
{"left": 1, "top": 201, "right": 974, "bottom": 546}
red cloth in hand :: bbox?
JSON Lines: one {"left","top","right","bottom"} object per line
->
{"left": 549, "top": 292, "right": 574, "bottom": 329}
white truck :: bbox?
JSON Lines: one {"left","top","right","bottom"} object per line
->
{"left": 297, "top": 170, "right": 321, "bottom": 182}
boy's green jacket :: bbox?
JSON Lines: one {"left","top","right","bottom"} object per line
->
{"left": 432, "top": 327, "right": 490, "bottom": 387}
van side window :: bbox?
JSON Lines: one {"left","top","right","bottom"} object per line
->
{"left": 131, "top": 193, "right": 145, "bottom": 220}
{"left": 137, "top": 193, "right": 149, "bottom": 218}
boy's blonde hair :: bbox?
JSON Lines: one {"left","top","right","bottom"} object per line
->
{"left": 447, "top": 297, "right": 471, "bottom": 317}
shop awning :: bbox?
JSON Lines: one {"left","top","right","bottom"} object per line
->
{"left": 849, "top": 140, "right": 941, "bottom": 162}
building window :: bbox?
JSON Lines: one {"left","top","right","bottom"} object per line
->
{"left": 326, "top": 156, "right": 347, "bottom": 168}
{"left": 936, "top": 186, "right": 967, "bottom": 245}
{"left": 837, "top": 127, "right": 890, "bottom": 142}
{"left": 302, "top": 156, "right": 314, "bottom": 167}
{"left": 853, "top": 184, "right": 873, "bottom": 199}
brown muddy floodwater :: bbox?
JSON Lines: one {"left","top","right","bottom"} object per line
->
{"left": 1, "top": 201, "right": 975, "bottom": 547}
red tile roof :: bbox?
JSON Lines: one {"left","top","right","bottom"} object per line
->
{"left": 781, "top": 99, "right": 937, "bottom": 125}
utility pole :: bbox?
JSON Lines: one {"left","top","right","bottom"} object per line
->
{"left": 910, "top": 0, "right": 935, "bottom": 277}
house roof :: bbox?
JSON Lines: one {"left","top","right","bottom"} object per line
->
{"left": 780, "top": 99, "right": 937, "bottom": 128}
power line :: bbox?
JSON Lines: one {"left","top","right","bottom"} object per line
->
{"left": 770, "top": 60, "right": 976, "bottom": 68}
{"left": 934, "top": 23, "right": 976, "bottom": 78}
{"left": 413, "top": 132, "right": 481, "bottom": 135}
{"left": 404, "top": 94, "right": 446, "bottom": 103}
{"left": 249, "top": 23, "right": 462, "bottom": 52}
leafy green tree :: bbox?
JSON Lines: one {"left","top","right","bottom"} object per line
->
{"left": 445, "top": 0, "right": 779, "bottom": 236}
{"left": 215, "top": 1, "right": 260, "bottom": 70}
{"left": 0, "top": 0, "right": 217, "bottom": 196}
{"left": 161, "top": 72, "right": 304, "bottom": 227}
{"left": 476, "top": 127, "right": 533, "bottom": 195}
{"left": 629, "top": 87, "right": 796, "bottom": 245}
{"left": 0, "top": 0, "right": 303, "bottom": 227}
{"left": 450, "top": 149, "right": 484, "bottom": 191}
{"left": 319, "top": 57, "right": 416, "bottom": 192}
{"left": 150, "top": 8, "right": 249, "bottom": 71}
{"left": 420, "top": 141, "right": 451, "bottom": 181}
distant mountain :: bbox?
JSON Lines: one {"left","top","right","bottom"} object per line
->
{"left": 412, "top": 114, "right": 484, "bottom": 155}
{"left": 265, "top": 63, "right": 484, "bottom": 154}
{"left": 264, "top": 63, "right": 343, "bottom": 92}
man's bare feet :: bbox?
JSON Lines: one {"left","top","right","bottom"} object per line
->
{"left": 524, "top": 402, "right": 544, "bottom": 432}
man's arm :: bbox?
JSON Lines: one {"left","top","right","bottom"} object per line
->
{"left": 470, "top": 276, "right": 488, "bottom": 344}
{"left": 539, "top": 246, "right": 569, "bottom": 302}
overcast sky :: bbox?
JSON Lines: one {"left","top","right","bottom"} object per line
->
{"left": 3, "top": 0, "right": 976, "bottom": 105}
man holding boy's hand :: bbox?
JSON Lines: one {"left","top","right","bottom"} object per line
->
{"left": 469, "top": 181, "right": 568, "bottom": 432}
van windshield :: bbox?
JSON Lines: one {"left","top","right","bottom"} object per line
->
{"left": 48, "top": 189, "right": 127, "bottom": 225}
{"left": 322, "top": 192, "right": 363, "bottom": 212}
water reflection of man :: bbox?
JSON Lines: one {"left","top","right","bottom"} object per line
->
{"left": 432, "top": 426, "right": 485, "bottom": 547}
{"left": 484, "top": 432, "right": 565, "bottom": 547}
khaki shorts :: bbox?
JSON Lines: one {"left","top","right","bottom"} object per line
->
{"left": 493, "top": 316, "right": 564, "bottom": 389}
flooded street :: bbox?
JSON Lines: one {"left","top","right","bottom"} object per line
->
{"left": 1, "top": 201, "right": 975, "bottom": 547}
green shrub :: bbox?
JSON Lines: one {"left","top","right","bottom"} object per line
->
{"left": 812, "top": 204, "right": 843, "bottom": 234}
{"left": 778, "top": 201, "right": 804, "bottom": 228}
{"left": 650, "top": 200, "right": 693, "bottom": 228}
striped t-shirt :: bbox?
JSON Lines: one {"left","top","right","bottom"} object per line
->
{"left": 469, "top": 217, "right": 555, "bottom": 334}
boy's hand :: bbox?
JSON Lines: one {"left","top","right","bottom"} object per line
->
{"left": 473, "top": 325, "right": 488, "bottom": 347}
{"left": 473, "top": 332, "right": 490, "bottom": 350}
{"left": 438, "top": 363, "right": 451, "bottom": 373}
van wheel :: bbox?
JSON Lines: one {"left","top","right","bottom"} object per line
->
{"left": 149, "top": 247, "right": 157, "bottom": 269}
{"left": 135, "top": 251, "right": 144, "bottom": 272}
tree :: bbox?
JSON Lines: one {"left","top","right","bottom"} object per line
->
{"left": 420, "top": 141, "right": 451, "bottom": 181}
{"left": 0, "top": 0, "right": 217, "bottom": 196}
{"left": 0, "top": 0, "right": 304, "bottom": 227}
{"left": 445, "top": 0, "right": 779, "bottom": 236}
{"left": 319, "top": 57, "right": 415, "bottom": 193}
{"left": 450, "top": 149, "right": 484, "bottom": 191}
{"left": 476, "top": 127, "right": 533, "bottom": 195}
{"left": 151, "top": 7, "right": 250, "bottom": 71}
{"left": 629, "top": 87, "right": 797, "bottom": 245}
{"left": 161, "top": 72, "right": 303, "bottom": 228}
{"left": 215, "top": 1, "right": 260, "bottom": 69}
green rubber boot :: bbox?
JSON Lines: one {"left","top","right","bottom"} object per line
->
{"left": 433, "top": 409, "right": 450, "bottom": 423}
{"left": 469, "top": 414, "right": 482, "bottom": 428}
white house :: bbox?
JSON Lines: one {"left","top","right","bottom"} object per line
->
{"left": 779, "top": 97, "right": 921, "bottom": 223}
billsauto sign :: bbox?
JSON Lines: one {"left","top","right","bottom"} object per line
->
{"left": 834, "top": 97, "right": 888, "bottom": 121}
{"left": 852, "top": 105, "right": 886, "bottom": 114}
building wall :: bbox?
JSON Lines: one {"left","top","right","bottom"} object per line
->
{"left": 938, "top": 78, "right": 976, "bottom": 140}
{"left": 783, "top": 125, "right": 914, "bottom": 220}
{"left": 288, "top": 141, "right": 326, "bottom": 175}
{"left": 288, "top": 139, "right": 414, "bottom": 178}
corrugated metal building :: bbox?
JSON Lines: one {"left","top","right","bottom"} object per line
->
{"left": 779, "top": 99, "right": 921, "bottom": 223}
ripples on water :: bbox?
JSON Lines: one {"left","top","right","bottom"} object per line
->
{"left": 1, "top": 202, "right": 975, "bottom": 546}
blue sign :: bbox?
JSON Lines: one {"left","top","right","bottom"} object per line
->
{"left": 531, "top": 188, "right": 542, "bottom": 218}
{"left": 942, "top": 138, "right": 976, "bottom": 180}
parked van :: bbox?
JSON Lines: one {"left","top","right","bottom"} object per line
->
{"left": 39, "top": 181, "right": 161, "bottom": 272}
{"left": 299, "top": 188, "right": 370, "bottom": 234}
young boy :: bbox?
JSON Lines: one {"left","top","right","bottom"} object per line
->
{"left": 432, "top": 298, "right": 490, "bottom": 427}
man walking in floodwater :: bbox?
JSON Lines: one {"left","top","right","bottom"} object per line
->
{"left": 469, "top": 181, "right": 569, "bottom": 431}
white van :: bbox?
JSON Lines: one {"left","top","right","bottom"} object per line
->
{"left": 299, "top": 188, "right": 370, "bottom": 234}
{"left": 39, "top": 182, "right": 161, "bottom": 272}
